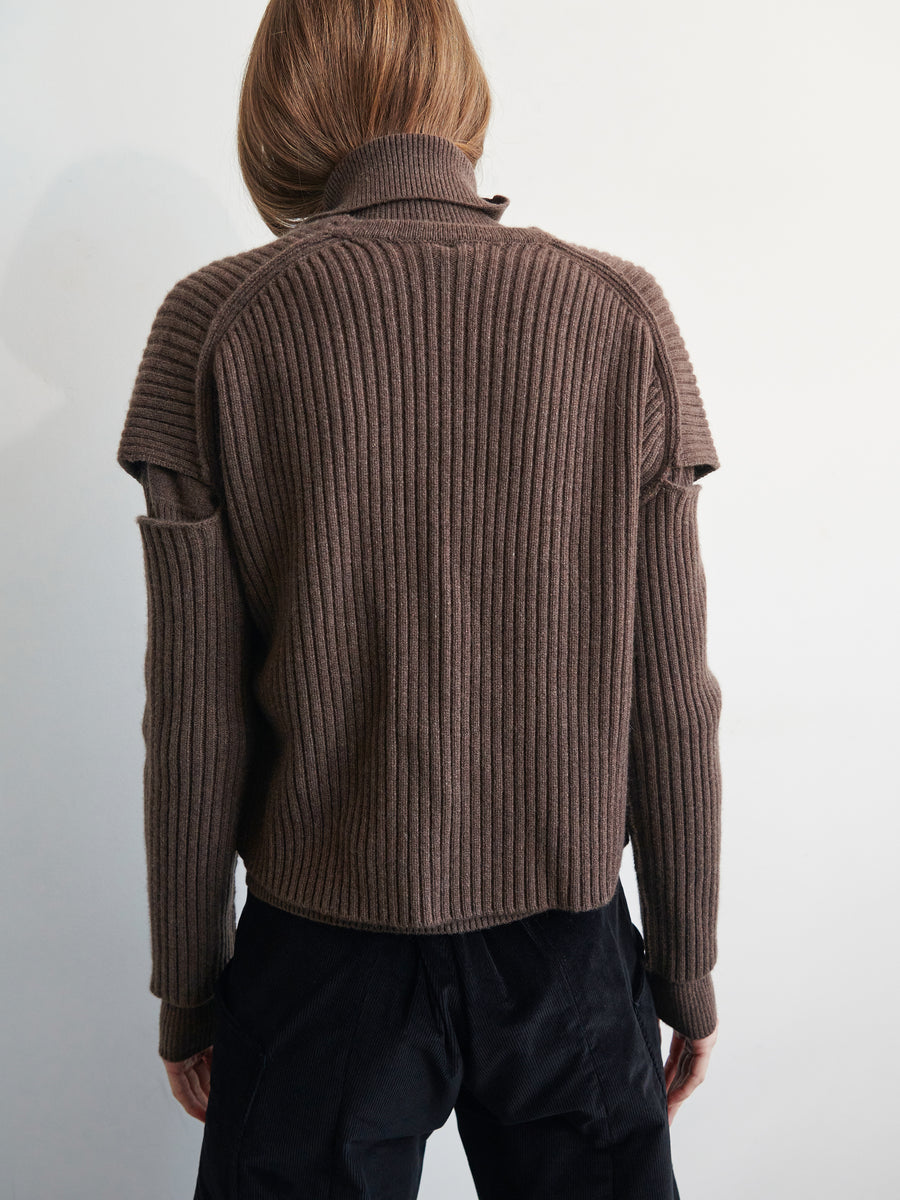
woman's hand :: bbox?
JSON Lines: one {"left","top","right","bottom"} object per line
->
{"left": 664, "top": 1020, "right": 719, "bottom": 1126}
{"left": 163, "top": 1046, "right": 214, "bottom": 1122}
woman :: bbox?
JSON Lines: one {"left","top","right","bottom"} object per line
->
{"left": 117, "top": 1, "right": 723, "bottom": 1196}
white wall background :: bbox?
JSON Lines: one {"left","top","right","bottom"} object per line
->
{"left": 2, "top": 0, "right": 898, "bottom": 1196}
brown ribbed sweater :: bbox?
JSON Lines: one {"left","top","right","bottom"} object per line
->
{"left": 117, "top": 132, "right": 723, "bottom": 1061}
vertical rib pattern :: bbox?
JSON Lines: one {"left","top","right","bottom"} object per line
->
{"left": 137, "top": 508, "right": 252, "bottom": 1060}
{"left": 628, "top": 465, "right": 722, "bottom": 1035}
{"left": 211, "top": 234, "right": 646, "bottom": 931}
{"left": 116, "top": 132, "right": 723, "bottom": 1056}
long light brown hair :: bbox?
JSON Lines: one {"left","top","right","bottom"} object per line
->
{"left": 237, "top": 0, "right": 494, "bottom": 236}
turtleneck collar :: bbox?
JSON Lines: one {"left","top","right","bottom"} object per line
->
{"left": 309, "top": 132, "right": 511, "bottom": 226}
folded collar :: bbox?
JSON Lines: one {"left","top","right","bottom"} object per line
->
{"left": 313, "top": 131, "right": 510, "bottom": 224}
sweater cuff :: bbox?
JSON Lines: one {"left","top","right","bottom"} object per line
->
{"left": 645, "top": 970, "right": 718, "bottom": 1039}
{"left": 158, "top": 997, "right": 217, "bottom": 1062}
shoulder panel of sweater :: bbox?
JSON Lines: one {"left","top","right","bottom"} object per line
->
{"left": 553, "top": 242, "right": 721, "bottom": 495}
{"left": 116, "top": 228, "right": 330, "bottom": 487}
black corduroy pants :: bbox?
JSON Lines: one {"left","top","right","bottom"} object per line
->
{"left": 193, "top": 878, "right": 680, "bottom": 1199}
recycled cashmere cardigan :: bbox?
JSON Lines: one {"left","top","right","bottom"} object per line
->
{"left": 116, "top": 131, "right": 724, "bottom": 1062}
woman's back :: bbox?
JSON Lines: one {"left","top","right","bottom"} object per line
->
{"left": 118, "top": 130, "right": 722, "bottom": 1037}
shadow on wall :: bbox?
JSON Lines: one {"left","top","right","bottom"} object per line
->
{"left": 0, "top": 149, "right": 244, "bottom": 1197}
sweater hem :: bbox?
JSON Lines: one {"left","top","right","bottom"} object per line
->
{"left": 244, "top": 870, "right": 618, "bottom": 936}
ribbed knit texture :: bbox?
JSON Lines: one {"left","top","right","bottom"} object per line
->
{"left": 117, "top": 133, "right": 723, "bottom": 1060}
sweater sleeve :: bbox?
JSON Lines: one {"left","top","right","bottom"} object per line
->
{"left": 118, "top": 280, "right": 254, "bottom": 1062}
{"left": 627, "top": 273, "right": 723, "bottom": 1040}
